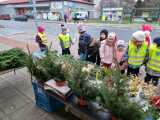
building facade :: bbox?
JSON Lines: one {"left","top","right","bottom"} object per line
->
{"left": 0, "top": 0, "right": 94, "bottom": 20}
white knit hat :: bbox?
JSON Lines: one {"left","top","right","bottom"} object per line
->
{"left": 117, "top": 40, "right": 125, "bottom": 46}
{"left": 132, "top": 31, "right": 145, "bottom": 41}
{"left": 108, "top": 32, "right": 116, "bottom": 40}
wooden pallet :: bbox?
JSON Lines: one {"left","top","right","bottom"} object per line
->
{"left": 65, "top": 104, "right": 96, "bottom": 120}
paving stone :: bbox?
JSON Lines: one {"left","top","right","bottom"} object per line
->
{"left": 0, "top": 72, "right": 17, "bottom": 80}
{"left": 0, "top": 68, "right": 79, "bottom": 120}
{"left": 9, "top": 102, "right": 46, "bottom": 120}
{"left": 5, "top": 69, "right": 34, "bottom": 101}
{"left": 0, "top": 92, "right": 32, "bottom": 114}
{"left": 0, "top": 109, "right": 11, "bottom": 120}
{"left": 0, "top": 81, "right": 18, "bottom": 103}
{"left": 8, "top": 77, "right": 34, "bottom": 101}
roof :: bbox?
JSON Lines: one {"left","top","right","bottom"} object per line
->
{"left": 0, "top": 0, "right": 93, "bottom": 5}
{"left": 71, "top": 0, "right": 93, "bottom": 4}
{"left": 0, "top": 0, "right": 46, "bottom": 4}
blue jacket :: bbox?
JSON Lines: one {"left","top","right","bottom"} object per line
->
{"left": 79, "top": 32, "right": 91, "bottom": 54}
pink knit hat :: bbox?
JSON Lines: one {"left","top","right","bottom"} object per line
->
{"left": 37, "top": 26, "right": 45, "bottom": 33}
{"left": 142, "top": 24, "right": 153, "bottom": 32}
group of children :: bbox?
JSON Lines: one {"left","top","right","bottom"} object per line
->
{"left": 35, "top": 23, "right": 160, "bottom": 86}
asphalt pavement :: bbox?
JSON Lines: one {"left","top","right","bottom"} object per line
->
{"left": 0, "top": 20, "right": 160, "bottom": 56}
{"left": 0, "top": 20, "right": 160, "bottom": 42}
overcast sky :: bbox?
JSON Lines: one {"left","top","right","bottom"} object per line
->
{"left": 0, "top": 0, "right": 8, "bottom": 2}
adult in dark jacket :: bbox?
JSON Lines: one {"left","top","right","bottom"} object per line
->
{"left": 86, "top": 38, "right": 100, "bottom": 65}
{"left": 78, "top": 26, "right": 91, "bottom": 60}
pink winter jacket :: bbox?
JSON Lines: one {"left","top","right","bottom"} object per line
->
{"left": 100, "top": 41, "right": 116, "bottom": 64}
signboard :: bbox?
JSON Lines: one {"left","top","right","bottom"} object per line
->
{"left": 50, "top": 2, "right": 62, "bottom": 10}
{"left": 64, "top": 1, "right": 68, "bottom": 6}
{"left": 103, "top": 8, "right": 123, "bottom": 11}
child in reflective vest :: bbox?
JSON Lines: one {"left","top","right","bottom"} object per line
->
{"left": 36, "top": 26, "right": 48, "bottom": 51}
{"left": 145, "top": 37, "right": 160, "bottom": 86}
{"left": 58, "top": 27, "right": 73, "bottom": 55}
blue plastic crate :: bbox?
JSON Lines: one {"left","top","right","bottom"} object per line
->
{"left": 145, "top": 114, "right": 153, "bottom": 120}
{"left": 32, "top": 80, "right": 65, "bottom": 112}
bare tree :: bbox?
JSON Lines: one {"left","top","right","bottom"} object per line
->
{"left": 99, "top": 0, "right": 136, "bottom": 8}
{"left": 143, "top": 0, "right": 160, "bottom": 7}
{"left": 153, "top": 0, "right": 160, "bottom": 7}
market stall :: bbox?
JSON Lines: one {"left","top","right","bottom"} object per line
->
{"left": 26, "top": 50, "right": 160, "bottom": 120}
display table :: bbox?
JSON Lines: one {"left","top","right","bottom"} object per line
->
{"left": 43, "top": 80, "right": 108, "bottom": 120}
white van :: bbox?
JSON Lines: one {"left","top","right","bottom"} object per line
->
{"left": 73, "top": 12, "right": 88, "bottom": 20}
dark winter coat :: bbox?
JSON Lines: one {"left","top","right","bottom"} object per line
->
{"left": 78, "top": 32, "right": 91, "bottom": 54}
{"left": 36, "top": 35, "right": 47, "bottom": 50}
{"left": 86, "top": 39, "right": 101, "bottom": 65}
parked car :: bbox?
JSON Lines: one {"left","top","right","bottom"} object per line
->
{"left": 73, "top": 12, "right": 88, "bottom": 21}
{"left": 145, "top": 17, "right": 153, "bottom": 22}
{"left": 133, "top": 17, "right": 146, "bottom": 23}
{"left": 25, "top": 13, "right": 34, "bottom": 19}
{"left": 14, "top": 15, "right": 28, "bottom": 21}
{"left": 0, "top": 14, "right": 11, "bottom": 20}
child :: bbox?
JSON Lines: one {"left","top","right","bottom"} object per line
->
{"left": 116, "top": 40, "right": 127, "bottom": 73}
{"left": 145, "top": 37, "right": 160, "bottom": 86}
{"left": 100, "top": 29, "right": 108, "bottom": 42}
{"left": 36, "top": 26, "right": 48, "bottom": 51}
{"left": 142, "top": 24, "right": 153, "bottom": 47}
{"left": 58, "top": 27, "right": 73, "bottom": 55}
{"left": 116, "top": 40, "right": 126, "bottom": 62}
{"left": 100, "top": 32, "right": 117, "bottom": 69}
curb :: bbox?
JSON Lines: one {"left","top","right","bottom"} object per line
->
{"left": 32, "top": 20, "right": 160, "bottom": 29}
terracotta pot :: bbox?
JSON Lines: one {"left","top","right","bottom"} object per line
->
{"left": 56, "top": 80, "right": 66, "bottom": 87}
{"left": 112, "top": 116, "right": 118, "bottom": 120}
{"left": 78, "top": 97, "right": 87, "bottom": 107}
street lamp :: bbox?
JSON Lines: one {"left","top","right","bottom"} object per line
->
{"left": 31, "top": 0, "right": 38, "bottom": 27}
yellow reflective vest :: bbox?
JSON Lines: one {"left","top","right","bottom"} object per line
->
{"left": 147, "top": 45, "right": 160, "bottom": 72}
{"left": 58, "top": 34, "right": 71, "bottom": 49}
{"left": 38, "top": 32, "right": 48, "bottom": 46}
{"left": 128, "top": 41, "right": 147, "bottom": 66}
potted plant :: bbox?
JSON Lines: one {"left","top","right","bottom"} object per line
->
{"left": 67, "top": 60, "right": 90, "bottom": 107}
{"left": 98, "top": 69, "right": 146, "bottom": 120}
{"left": 54, "top": 63, "right": 67, "bottom": 87}
{"left": 25, "top": 49, "right": 50, "bottom": 84}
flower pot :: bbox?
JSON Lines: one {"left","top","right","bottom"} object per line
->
{"left": 145, "top": 114, "right": 153, "bottom": 120}
{"left": 78, "top": 97, "right": 87, "bottom": 107}
{"left": 97, "top": 109, "right": 111, "bottom": 120}
{"left": 88, "top": 101, "right": 102, "bottom": 113}
{"left": 56, "top": 80, "right": 66, "bottom": 87}
{"left": 111, "top": 116, "right": 118, "bottom": 120}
